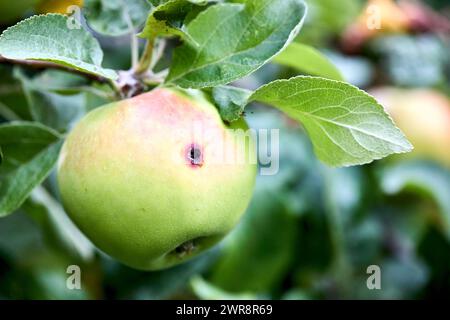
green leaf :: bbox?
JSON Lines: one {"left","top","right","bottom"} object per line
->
{"left": 191, "top": 276, "right": 257, "bottom": 300}
{"left": 149, "top": 0, "right": 212, "bottom": 6}
{"left": 210, "top": 86, "right": 251, "bottom": 123}
{"left": 103, "top": 250, "right": 219, "bottom": 299}
{"left": 24, "top": 186, "right": 95, "bottom": 261}
{"left": 139, "top": 0, "right": 210, "bottom": 42}
{"left": 14, "top": 69, "right": 91, "bottom": 132}
{"left": 379, "top": 161, "right": 450, "bottom": 239}
{"left": 250, "top": 76, "right": 413, "bottom": 167}
{"left": 0, "top": 121, "right": 61, "bottom": 147}
{"left": 0, "top": 14, "right": 117, "bottom": 80}
{"left": 0, "top": 122, "right": 62, "bottom": 216}
{"left": 0, "top": 146, "right": 3, "bottom": 165}
{"left": 273, "top": 42, "right": 343, "bottom": 81}
{"left": 210, "top": 182, "right": 297, "bottom": 293}
{"left": 84, "top": 0, "right": 152, "bottom": 36}
{"left": 166, "top": 0, "right": 307, "bottom": 88}
{"left": 0, "top": 122, "right": 62, "bottom": 217}
{"left": 0, "top": 66, "right": 31, "bottom": 121}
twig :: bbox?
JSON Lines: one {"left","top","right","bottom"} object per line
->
{"left": 130, "top": 33, "right": 139, "bottom": 69}
{"left": 150, "top": 38, "right": 167, "bottom": 70}
{"left": 134, "top": 39, "right": 154, "bottom": 75}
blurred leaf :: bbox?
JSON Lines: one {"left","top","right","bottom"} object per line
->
{"left": 297, "top": 0, "right": 361, "bottom": 45}
{"left": 103, "top": 249, "right": 219, "bottom": 299}
{"left": 84, "top": 0, "right": 152, "bottom": 36}
{"left": 0, "top": 121, "right": 61, "bottom": 173}
{"left": 274, "top": 43, "right": 343, "bottom": 81}
{"left": 250, "top": 76, "right": 413, "bottom": 167}
{"left": 0, "top": 211, "right": 45, "bottom": 261}
{"left": 24, "top": 69, "right": 88, "bottom": 93}
{"left": 14, "top": 69, "right": 97, "bottom": 132}
{"left": 325, "top": 52, "right": 374, "bottom": 88}
{"left": 418, "top": 227, "right": 450, "bottom": 298}
{"left": 246, "top": 107, "right": 322, "bottom": 215}
{"left": 210, "top": 86, "right": 251, "bottom": 123}
{"left": 322, "top": 166, "right": 364, "bottom": 227}
{"left": 18, "top": 69, "right": 115, "bottom": 107}
{"left": 0, "top": 122, "right": 62, "bottom": 217}
{"left": 210, "top": 183, "right": 297, "bottom": 293}
{"left": 0, "top": 0, "right": 39, "bottom": 24}
{"left": 167, "top": 0, "right": 307, "bottom": 88}
{"left": 0, "top": 14, "right": 117, "bottom": 80}
{"left": 282, "top": 288, "right": 312, "bottom": 300}
{"left": 345, "top": 216, "right": 384, "bottom": 267}
{"left": 376, "top": 257, "right": 429, "bottom": 299}
{"left": 0, "top": 67, "right": 31, "bottom": 121}
{"left": 191, "top": 276, "right": 257, "bottom": 300}
{"left": 379, "top": 161, "right": 450, "bottom": 239}
{"left": 24, "top": 186, "right": 95, "bottom": 261}
{"left": 18, "top": 252, "right": 91, "bottom": 299}
{"left": 372, "top": 35, "right": 449, "bottom": 87}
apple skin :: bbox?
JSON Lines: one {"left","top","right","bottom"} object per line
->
{"left": 57, "top": 88, "right": 257, "bottom": 270}
{"left": 370, "top": 87, "right": 450, "bottom": 167}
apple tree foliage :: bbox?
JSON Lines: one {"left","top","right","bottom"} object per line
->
{"left": 5, "top": 0, "right": 450, "bottom": 300}
{"left": 0, "top": 0, "right": 413, "bottom": 218}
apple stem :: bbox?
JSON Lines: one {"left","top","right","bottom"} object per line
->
{"left": 175, "top": 240, "right": 197, "bottom": 258}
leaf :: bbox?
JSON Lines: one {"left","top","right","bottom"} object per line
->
{"left": 0, "top": 66, "right": 31, "bottom": 121}
{"left": 166, "top": 0, "right": 307, "bottom": 88}
{"left": 25, "top": 186, "right": 95, "bottom": 261}
{"left": 371, "top": 35, "right": 448, "bottom": 87}
{"left": 0, "top": 121, "right": 62, "bottom": 217}
{"left": 250, "top": 76, "right": 413, "bottom": 167}
{"left": 0, "top": 142, "right": 62, "bottom": 217}
{"left": 379, "top": 161, "right": 450, "bottom": 239}
{"left": 0, "top": 121, "right": 61, "bottom": 146}
{"left": 103, "top": 249, "right": 220, "bottom": 299}
{"left": 14, "top": 69, "right": 90, "bottom": 132}
{"left": 0, "top": 146, "right": 3, "bottom": 165}
{"left": 149, "top": 0, "right": 212, "bottom": 6}
{"left": 139, "top": 0, "right": 209, "bottom": 42}
{"left": 322, "top": 166, "right": 364, "bottom": 227}
{"left": 210, "top": 182, "right": 297, "bottom": 293}
{"left": 210, "top": 86, "right": 251, "bottom": 123}
{"left": 0, "top": 14, "right": 117, "bottom": 80}
{"left": 273, "top": 42, "right": 343, "bottom": 81}
{"left": 84, "top": 0, "right": 152, "bottom": 36}
{"left": 191, "top": 276, "right": 258, "bottom": 300}
{"left": 139, "top": 0, "right": 218, "bottom": 43}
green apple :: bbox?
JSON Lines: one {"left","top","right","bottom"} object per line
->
{"left": 370, "top": 87, "right": 450, "bottom": 167}
{"left": 57, "top": 88, "right": 257, "bottom": 270}
{"left": 0, "top": 0, "right": 39, "bottom": 24}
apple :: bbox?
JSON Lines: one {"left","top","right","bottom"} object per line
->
{"left": 370, "top": 87, "right": 450, "bottom": 167}
{"left": 0, "top": 0, "right": 39, "bottom": 24}
{"left": 57, "top": 88, "right": 257, "bottom": 270}
{"left": 342, "top": 0, "right": 410, "bottom": 52}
